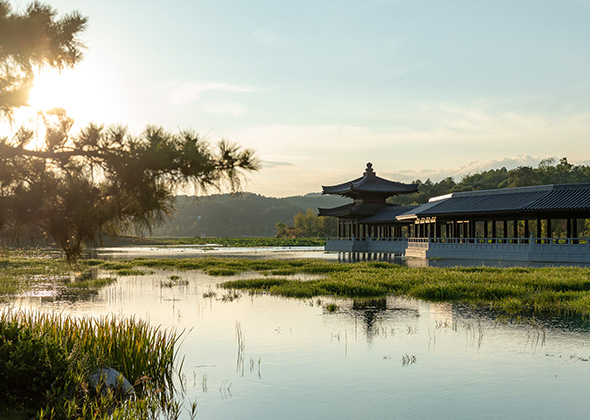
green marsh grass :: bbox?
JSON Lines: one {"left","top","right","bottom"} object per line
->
{"left": 1, "top": 310, "right": 184, "bottom": 419}
{"left": 215, "top": 263, "right": 590, "bottom": 317}
{"left": 0, "top": 257, "right": 116, "bottom": 301}
{"left": 5, "top": 254, "right": 590, "bottom": 316}
{"left": 89, "top": 256, "right": 590, "bottom": 316}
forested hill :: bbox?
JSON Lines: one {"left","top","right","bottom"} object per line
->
{"left": 392, "top": 157, "right": 590, "bottom": 205}
{"left": 150, "top": 193, "right": 348, "bottom": 237}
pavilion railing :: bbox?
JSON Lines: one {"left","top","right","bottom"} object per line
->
{"left": 327, "top": 237, "right": 409, "bottom": 242}
{"left": 327, "top": 237, "right": 590, "bottom": 246}
{"left": 407, "top": 237, "right": 590, "bottom": 245}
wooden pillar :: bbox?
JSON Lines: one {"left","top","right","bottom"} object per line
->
{"left": 503, "top": 220, "right": 508, "bottom": 238}
{"left": 492, "top": 219, "right": 496, "bottom": 238}
{"left": 513, "top": 219, "right": 518, "bottom": 238}
{"left": 567, "top": 218, "right": 572, "bottom": 238}
{"left": 524, "top": 219, "right": 530, "bottom": 238}
{"left": 573, "top": 218, "right": 578, "bottom": 238}
{"left": 547, "top": 219, "right": 552, "bottom": 238}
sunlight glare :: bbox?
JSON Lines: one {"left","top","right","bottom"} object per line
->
{"left": 26, "top": 65, "right": 113, "bottom": 128}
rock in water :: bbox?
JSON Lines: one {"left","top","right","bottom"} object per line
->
{"left": 88, "top": 367, "right": 134, "bottom": 397}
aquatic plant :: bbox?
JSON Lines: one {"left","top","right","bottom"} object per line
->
{"left": 0, "top": 310, "right": 184, "bottom": 419}
{"left": 218, "top": 263, "right": 590, "bottom": 316}
{"left": 325, "top": 303, "right": 339, "bottom": 313}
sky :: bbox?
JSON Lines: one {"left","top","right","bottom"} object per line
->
{"left": 13, "top": 0, "right": 590, "bottom": 197}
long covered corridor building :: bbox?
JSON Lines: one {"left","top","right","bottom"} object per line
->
{"left": 320, "top": 164, "right": 590, "bottom": 263}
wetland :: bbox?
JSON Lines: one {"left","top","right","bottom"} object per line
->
{"left": 3, "top": 249, "right": 590, "bottom": 419}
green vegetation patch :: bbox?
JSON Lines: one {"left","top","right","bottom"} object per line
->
{"left": 0, "top": 258, "right": 118, "bottom": 301}
{"left": 0, "top": 311, "right": 184, "bottom": 419}
{"left": 220, "top": 264, "right": 590, "bottom": 316}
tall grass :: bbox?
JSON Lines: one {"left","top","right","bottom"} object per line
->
{"left": 0, "top": 310, "right": 185, "bottom": 419}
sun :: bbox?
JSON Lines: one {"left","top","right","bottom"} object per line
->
{"left": 28, "top": 69, "right": 84, "bottom": 117}
{"left": 26, "top": 65, "right": 112, "bottom": 127}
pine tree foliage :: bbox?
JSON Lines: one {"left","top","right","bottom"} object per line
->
{"left": 0, "top": 0, "right": 87, "bottom": 118}
{"left": 0, "top": 2, "right": 259, "bottom": 260}
{"left": 0, "top": 111, "right": 258, "bottom": 260}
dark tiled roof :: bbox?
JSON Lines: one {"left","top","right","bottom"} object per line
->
{"left": 360, "top": 205, "right": 420, "bottom": 223}
{"left": 318, "top": 203, "right": 388, "bottom": 218}
{"left": 322, "top": 163, "right": 418, "bottom": 197}
{"left": 398, "top": 183, "right": 590, "bottom": 219}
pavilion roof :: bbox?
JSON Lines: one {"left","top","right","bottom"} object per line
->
{"left": 318, "top": 203, "right": 388, "bottom": 218}
{"left": 322, "top": 163, "right": 418, "bottom": 198}
{"left": 397, "top": 183, "right": 590, "bottom": 219}
{"left": 359, "top": 205, "right": 420, "bottom": 223}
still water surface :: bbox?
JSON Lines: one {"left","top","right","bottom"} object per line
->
{"left": 12, "top": 248, "right": 590, "bottom": 419}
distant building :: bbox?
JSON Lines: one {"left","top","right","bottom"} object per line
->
{"left": 320, "top": 163, "right": 590, "bottom": 264}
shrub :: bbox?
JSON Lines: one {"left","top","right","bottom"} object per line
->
{"left": 0, "top": 321, "right": 69, "bottom": 407}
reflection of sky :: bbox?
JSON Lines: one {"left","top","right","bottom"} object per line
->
{"left": 14, "top": 270, "right": 590, "bottom": 420}
{"left": 93, "top": 245, "right": 336, "bottom": 261}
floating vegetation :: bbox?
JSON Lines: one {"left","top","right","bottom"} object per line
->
{"left": 401, "top": 354, "right": 417, "bottom": 366}
{"left": 0, "top": 258, "right": 117, "bottom": 302}
{"left": 161, "top": 275, "right": 190, "bottom": 288}
{"left": 325, "top": 303, "right": 339, "bottom": 313}
{"left": 5, "top": 253, "right": 590, "bottom": 316}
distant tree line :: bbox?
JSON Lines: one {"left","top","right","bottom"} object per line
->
{"left": 392, "top": 157, "right": 590, "bottom": 205}
{"left": 275, "top": 209, "right": 337, "bottom": 238}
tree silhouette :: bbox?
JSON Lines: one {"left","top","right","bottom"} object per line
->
{"left": 0, "top": 2, "right": 259, "bottom": 259}
{"left": 0, "top": 110, "right": 258, "bottom": 260}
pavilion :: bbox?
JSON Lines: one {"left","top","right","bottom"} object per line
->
{"left": 320, "top": 164, "right": 590, "bottom": 263}
{"left": 319, "top": 163, "right": 418, "bottom": 255}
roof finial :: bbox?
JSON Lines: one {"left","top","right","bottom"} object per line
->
{"left": 364, "top": 162, "right": 375, "bottom": 176}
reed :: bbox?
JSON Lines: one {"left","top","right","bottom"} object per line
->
{"left": 0, "top": 310, "right": 184, "bottom": 419}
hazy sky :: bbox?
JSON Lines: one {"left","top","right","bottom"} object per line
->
{"left": 18, "top": 0, "right": 590, "bottom": 197}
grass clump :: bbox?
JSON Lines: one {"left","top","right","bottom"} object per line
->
{"left": 0, "top": 258, "right": 118, "bottom": 301}
{"left": 0, "top": 310, "right": 184, "bottom": 419}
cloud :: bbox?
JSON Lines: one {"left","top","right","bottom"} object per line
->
{"left": 206, "top": 98, "right": 590, "bottom": 197}
{"left": 260, "top": 160, "right": 294, "bottom": 169}
{"left": 165, "top": 81, "right": 256, "bottom": 105}
{"left": 381, "top": 155, "right": 543, "bottom": 183}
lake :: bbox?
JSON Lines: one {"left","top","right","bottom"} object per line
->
{"left": 11, "top": 247, "right": 590, "bottom": 419}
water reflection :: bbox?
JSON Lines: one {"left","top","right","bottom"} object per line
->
{"left": 91, "top": 245, "right": 590, "bottom": 268}
{"left": 10, "top": 268, "right": 590, "bottom": 420}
